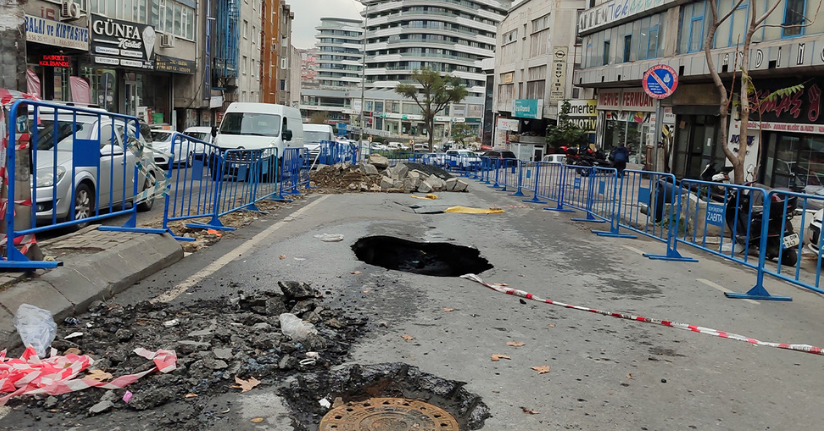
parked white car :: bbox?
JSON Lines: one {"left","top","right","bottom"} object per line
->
{"left": 445, "top": 149, "right": 481, "bottom": 170}
{"left": 808, "top": 209, "right": 823, "bottom": 254}
{"left": 32, "top": 108, "right": 158, "bottom": 229}
{"left": 543, "top": 154, "right": 567, "bottom": 164}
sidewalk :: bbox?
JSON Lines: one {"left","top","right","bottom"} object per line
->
{"left": 0, "top": 226, "right": 183, "bottom": 348}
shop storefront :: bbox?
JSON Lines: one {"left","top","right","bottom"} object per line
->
{"left": 24, "top": 13, "right": 89, "bottom": 100}
{"left": 84, "top": 14, "right": 172, "bottom": 122}
{"left": 741, "top": 78, "right": 824, "bottom": 193}
{"left": 596, "top": 88, "right": 673, "bottom": 167}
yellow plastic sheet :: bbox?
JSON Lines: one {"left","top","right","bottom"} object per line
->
{"left": 411, "top": 194, "right": 439, "bottom": 200}
{"left": 444, "top": 206, "right": 505, "bottom": 214}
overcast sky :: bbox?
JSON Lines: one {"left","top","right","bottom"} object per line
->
{"left": 290, "top": 0, "right": 364, "bottom": 50}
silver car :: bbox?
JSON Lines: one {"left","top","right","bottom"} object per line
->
{"left": 32, "top": 109, "right": 159, "bottom": 228}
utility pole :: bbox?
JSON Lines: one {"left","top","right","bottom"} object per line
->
{"left": 0, "top": 0, "right": 43, "bottom": 261}
{"left": 359, "top": 3, "right": 368, "bottom": 150}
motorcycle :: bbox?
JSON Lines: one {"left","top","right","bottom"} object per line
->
{"left": 561, "top": 145, "right": 612, "bottom": 176}
{"left": 703, "top": 164, "right": 800, "bottom": 266}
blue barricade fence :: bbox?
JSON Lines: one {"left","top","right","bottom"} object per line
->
{"left": 535, "top": 162, "right": 565, "bottom": 208}
{"left": 2, "top": 100, "right": 166, "bottom": 269}
{"left": 728, "top": 189, "right": 822, "bottom": 300}
{"left": 162, "top": 133, "right": 226, "bottom": 236}
{"left": 281, "top": 147, "right": 309, "bottom": 196}
{"left": 672, "top": 179, "right": 767, "bottom": 269}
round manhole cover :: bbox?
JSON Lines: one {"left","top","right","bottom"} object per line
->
{"left": 319, "top": 397, "right": 460, "bottom": 430}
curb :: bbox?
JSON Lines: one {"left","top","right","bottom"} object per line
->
{"left": 0, "top": 232, "right": 184, "bottom": 350}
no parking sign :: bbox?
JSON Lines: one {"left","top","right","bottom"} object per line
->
{"left": 642, "top": 65, "right": 678, "bottom": 99}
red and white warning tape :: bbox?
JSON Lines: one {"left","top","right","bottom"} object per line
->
{"left": 461, "top": 274, "right": 824, "bottom": 356}
{"left": 0, "top": 346, "right": 177, "bottom": 405}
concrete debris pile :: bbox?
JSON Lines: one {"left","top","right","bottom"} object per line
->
{"left": 310, "top": 155, "right": 468, "bottom": 194}
{"left": 6, "top": 281, "right": 367, "bottom": 428}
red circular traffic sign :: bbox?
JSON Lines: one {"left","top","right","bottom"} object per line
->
{"left": 643, "top": 65, "right": 679, "bottom": 99}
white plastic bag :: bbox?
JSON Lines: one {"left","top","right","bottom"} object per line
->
{"left": 13, "top": 304, "right": 57, "bottom": 358}
{"left": 279, "top": 313, "right": 318, "bottom": 341}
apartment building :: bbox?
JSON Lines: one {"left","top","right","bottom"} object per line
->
{"left": 574, "top": 0, "right": 824, "bottom": 187}
{"left": 492, "top": 0, "right": 589, "bottom": 158}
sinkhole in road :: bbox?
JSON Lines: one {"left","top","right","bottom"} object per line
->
{"left": 351, "top": 236, "right": 493, "bottom": 277}
{"left": 280, "top": 363, "right": 489, "bottom": 430}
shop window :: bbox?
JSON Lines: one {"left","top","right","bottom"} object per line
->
{"left": 783, "top": 0, "right": 806, "bottom": 37}
{"left": 623, "top": 35, "right": 632, "bottom": 62}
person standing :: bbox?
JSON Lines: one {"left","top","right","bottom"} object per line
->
{"left": 610, "top": 143, "right": 629, "bottom": 177}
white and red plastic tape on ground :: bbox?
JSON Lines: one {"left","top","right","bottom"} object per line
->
{"left": 0, "top": 346, "right": 177, "bottom": 405}
{"left": 461, "top": 274, "right": 824, "bottom": 356}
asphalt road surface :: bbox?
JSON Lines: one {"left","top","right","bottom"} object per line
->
{"left": 5, "top": 182, "right": 824, "bottom": 430}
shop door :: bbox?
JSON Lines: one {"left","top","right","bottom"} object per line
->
{"left": 125, "top": 79, "right": 142, "bottom": 117}
{"left": 675, "top": 115, "right": 723, "bottom": 179}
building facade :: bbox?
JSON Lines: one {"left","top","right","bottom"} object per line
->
{"left": 261, "top": 0, "right": 296, "bottom": 105}
{"left": 300, "top": 18, "right": 363, "bottom": 127}
{"left": 351, "top": 0, "right": 511, "bottom": 140}
{"left": 492, "top": 0, "right": 590, "bottom": 159}
{"left": 574, "top": 0, "right": 824, "bottom": 187}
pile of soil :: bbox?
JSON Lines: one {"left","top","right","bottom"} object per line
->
{"left": 309, "top": 164, "right": 382, "bottom": 193}
{"left": 5, "top": 281, "right": 368, "bottom": 428}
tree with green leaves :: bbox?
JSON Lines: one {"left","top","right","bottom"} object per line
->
{"left": 451, "top": 123, "right": 474, "bottom": 147}
{"left": 546, "top": 100, "right": 589, "bottom": 150}
{"left": 309, "top": 111, "right": 329, "bottom": 124}
{"left": 395, "top": 68, "right": 469, "bottom": 152}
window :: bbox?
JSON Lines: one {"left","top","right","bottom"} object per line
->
{"left": 502, "top": 29, "right": 518, "bottom": 45}
{"left": 623, "top": 35, "right": 632, "bottom": 62}
{"left": 603, "top": 40, "right": 610, "bottom": 65}
{"left": 532, "top": 14, "right": 550, "bottom": 32}
{"left": 252, "top": 26, "right": 257, "bottom": 44}
{"left": 281, "top": 58, "right": 287, "bottom": 69}
{"left": 149, "top": 0, "right": 195, "bottom": 40}
{"left": 280, "top": 80, "right": 286, "bottom": 90}
{"left": 242, "top": 56, "right": 247, "bottom": 75}
{"left": 251, "top": 59, "right": 255, "bottom": 76}
{"left": 220, "top": 113, "right": 282, "bottom": 137}
{"left": 244, "top": 20, "right": 249, "bottom": 39}
{"left": 784, "top": 0, "right": 806, "bottom": 36}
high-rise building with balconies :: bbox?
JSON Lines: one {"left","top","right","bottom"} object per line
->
{"left": 360, "top": 0, "right": 512, "bottom": 96}
{"left": 316, "top": 18, "right": 364, "bottom": 88}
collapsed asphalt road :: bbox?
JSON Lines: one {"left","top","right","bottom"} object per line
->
{"left": 3, "top": 183, "right": 824, "bottom": 430}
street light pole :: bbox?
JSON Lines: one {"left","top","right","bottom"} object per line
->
{"left": 359, "top": 4, "right": 368, "bottom": 152}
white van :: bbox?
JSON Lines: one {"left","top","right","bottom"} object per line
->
{"left": 302, "top": 124, "right": 334, "bottom": 161}
{"left": 212, "top": 103, "right": 304, "bottom": 154}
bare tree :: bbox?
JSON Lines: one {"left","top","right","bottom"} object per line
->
{"left": 704, "top": 0, "right": 821, "bottom": 183}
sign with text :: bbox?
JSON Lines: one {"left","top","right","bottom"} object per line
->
{"left": 597, "top": 88, "right": 656, "bottom": 112}
{"left": 38, "top": 55, "right": 71, "bottom": 68}
{"left": 706, "top": 203, "right": 725, "bottom": 227}
{"left": 156, "top": 55, "right": 194, "bottom": 74}
{"left": 643, "top": 65, "right": 678, "bottom": 99}
{"left": 563, "top": 100, "right": 597, "bottom": 133}
{"left": 25, "top": 15, "right": 89, "bottom": 50}
{"left": 513, "top": 99, "right": 543, "bottom": 119}
{"left": 497, "top": 118, "right": 520, "bottom": 131}
{"left": 550, "top": 47, "right": 568, "bottom": 104}
{"left": 90, "top": 14, "right": 156, "bottom": 70}
{"left": 578, "top": 0, "right": 675, "bottom": 34}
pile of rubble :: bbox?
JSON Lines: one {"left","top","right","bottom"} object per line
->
{"left": 309, "top": 155, "right": 469, "bottom": 193}
{"left": 7, "top": 281, "right": 367, "bottom": 427}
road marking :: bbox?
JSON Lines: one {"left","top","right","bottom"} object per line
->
{"left": 622, "top": 245, "right": 646, "bottom": 256}
{"left": 697, "top": 278, "right": 759, "bottom": 305}
{"left": 152, "top": 195, "right": 330, "bottom": 303}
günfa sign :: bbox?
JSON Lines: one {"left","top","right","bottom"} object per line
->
{"left": 90, "top": 14, "right": 156, "bottom": 70}
{"left": 513, "top": 99, "right": 543, "bottom": 119}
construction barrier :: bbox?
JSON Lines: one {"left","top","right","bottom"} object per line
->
{"left": 1, "top": 100, "right": 166, "bottom": 270}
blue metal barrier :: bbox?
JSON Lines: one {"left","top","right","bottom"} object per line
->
{"left": 670, "top": 179, "right": 769, "bottom": 270}
{"left": 539, "top": 162, "right": 573, "bottom": 212}
{"left": 280, "top": 147, "right": 305, "bottom": 196}
{"left": 726, "top": 189, "right": 824, "bottom": 301}
{"left": 522, "top": 161, "right": 548, "bottom": 204}
{"left": 162, "top": 133, "right": 228, "bottom": 236}
{"left": 2, "top": 100, "right": 166, "bottom": 270}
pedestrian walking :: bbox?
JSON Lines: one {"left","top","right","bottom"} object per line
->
{"left": 610, "top": 143, "right": 629, "bottom": 177}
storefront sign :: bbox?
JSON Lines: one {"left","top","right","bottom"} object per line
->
{"left": 563, "top": 100, "right": 597, "bottom": 133}
{"left": 497, "top": 118, "right": 520, "bottom": 131}
{"left": 597, "top": 88, "right": 655, "bottom": 112}
{"left": 501, "top": 72, "right": 514, "bottom": 84}
{"left": 38, "top": 55, "right": 71, "bottom": 68}
{"left": 25, "top": 15, "right": 89, "bottom": 50}
{"left": 578, "top": 0, "right": 675, "bottom": 34}
{"left": 550, "top": 48, "right": 568, "bottom": 104}
{"left": 90, "top": 14, "right": 155, "bottom": 70}
{"left": 513, "top": 99, "right": 543, "bottom": 119}
{"left": 156, "top": 55, "right": 194, "bottom": 74}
